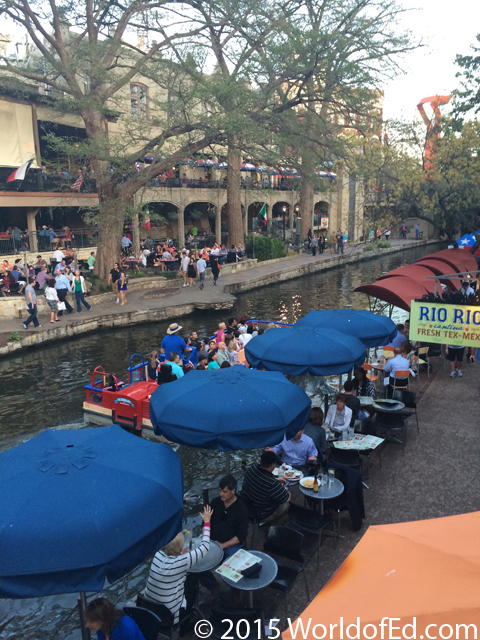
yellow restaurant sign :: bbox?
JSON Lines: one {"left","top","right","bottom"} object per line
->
{"left": 410, "top": 301, "right": 480, "bottom": 346}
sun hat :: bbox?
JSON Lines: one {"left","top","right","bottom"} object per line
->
{"left": 167, "top": 323, "right": 182, "bottom": 334}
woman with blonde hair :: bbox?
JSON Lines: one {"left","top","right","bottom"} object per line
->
{"left": 144, "top": 505, "right": 212, "bottom": 623}
{"left": 227, "top": 337, "right": 240, "bottom": 365}
{"left": 216, "top": 322, "right": 226, "bottom": 346}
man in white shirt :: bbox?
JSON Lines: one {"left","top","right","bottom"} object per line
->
{"left": 179, "top": 251, "right": 190, "bottom": 287}
{"left": 197, "top": 255, "right": 207, "bottom": 289}
{"left": 384, "top": 347, "right": 411, "bottom": 388}
{"left": 461, "top": 281, "right": 475, "bottom": 297}
{"left": 52, "top": 248, "right": 65, "bottom": 264}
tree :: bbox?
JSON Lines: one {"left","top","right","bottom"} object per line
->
{"left": 0, "top": 0, "right": 229, "bottom": 277}
{"left": 453, "top": 33, "right": 480, "bottom": 125}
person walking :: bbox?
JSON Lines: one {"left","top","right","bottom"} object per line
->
{"left": 197, "top": 253, "right": 207, "bottom": 289}
{"left": 336, "top": 229, "right": 344, "bottom": 254}
{"left": 446, "top": 344, "right": 465, "bottom": 378}
{"left": 401, "top": 223, "right": 407, "bottom": 239}
{"left": 107, "top": 262, "right": 121, "bottom": 303}
{"left": 209, "top": 254, "right": 220, "bottom": 285}
{"left": 55, "top": 268, "right": 74, "bottom": 316}
{"left": 23, "top": 277, "right": 42, "bottom": 329}
{"left": 319, "top": 233, "right": 325, "bottom": 254}
{"left": 45, "top": 281, "right": 60, "bottom": 323}
{"left": 71, "top": 269, "right": 92, "bottom": 312}
{"left": 187, "top": 256, "right": 197, "bottom": 287}
{"left": 179, "top": 251, "right": 189, "bottom": 287}
{"left": 117, "top": 270, "right": 127, "bottom": 305}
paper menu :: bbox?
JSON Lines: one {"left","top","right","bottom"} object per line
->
{"left": 333, "top": 435, "right": 384, "bottom": 450}
{"left": 215, "top": 549, "right": 262, "bottom": 583}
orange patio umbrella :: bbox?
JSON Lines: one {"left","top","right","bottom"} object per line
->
{"left": 283, "top": 512, "right": 480, "bottom": 640}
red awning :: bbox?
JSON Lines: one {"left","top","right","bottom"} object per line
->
{"left": 408, "top": 259, "right": 460, "bottom": 290}
{"left": 355, "top": 276, "right": 432, "bottom": 312}
{"left": 416, "top": 248, "right": 477, "bottom": 275}
{"left": 377, "top": 264, "right": 457, "bottom": 291}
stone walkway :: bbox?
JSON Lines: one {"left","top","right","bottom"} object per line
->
{"left": 0, "top": 238, "right": 428, "bottom": 346}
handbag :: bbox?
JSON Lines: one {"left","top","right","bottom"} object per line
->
{"left": 58, "top": 301, "right": 66, "bottom": 311}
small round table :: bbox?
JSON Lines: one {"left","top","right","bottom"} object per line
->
{"left": 188, "top": 539, "right": 224, "bottom": 573}
{"left": 372, "top": 400, "right": 405, "bottom": 412}
{"left": 299, "top": 477, "right": 344, "bottom": 515}
{"left": 220, "top": 551, "right": 278, "bottom": 608}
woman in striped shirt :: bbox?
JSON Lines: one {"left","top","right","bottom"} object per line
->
{"left": 144, "top": 506, "right": 212, "bottom": 623}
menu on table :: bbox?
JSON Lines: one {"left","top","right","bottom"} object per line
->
{"left": 333, "top": 435, "right": 384, "bottom": 450}
{"left": 215, "top": 549, "right": 262, "bottom": 583}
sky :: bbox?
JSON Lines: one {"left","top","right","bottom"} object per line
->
{"left": 382, "top": 0, "right": 480, "bottom": 122}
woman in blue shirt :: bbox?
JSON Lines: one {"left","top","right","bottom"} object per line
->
{"left": 85, "top": 597, "right": 145, "bottom": 640}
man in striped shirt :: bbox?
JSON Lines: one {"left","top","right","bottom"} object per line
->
{"left": 241, "top": 450, "right": 291, "bottom": 525}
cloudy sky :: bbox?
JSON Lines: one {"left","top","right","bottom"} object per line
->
{"left": 383, "top": 0, "right": 480, "bottom": 122}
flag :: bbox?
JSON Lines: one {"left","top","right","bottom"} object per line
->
{"left": 71, "top": 175, "right": 84, "bottom": 191}
{"left": 7, "top": 160, "right": 33, "bottom": 183}
{"left": 145, "top": 217, "right": 151, "bottom": 230}
{"left": 259, "top": 203, "right": 267, "bottom": 226}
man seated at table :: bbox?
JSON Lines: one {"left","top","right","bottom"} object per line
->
{"left": 384, "top": 347, "right": 411, "bottom": 389}
{"left": 324, "top": 393, "right": 353, "bottom": 437}
{"left": 343, "top": 380, "right": 361, "bottom": 424}
{"left": 241, "top": 450, "right": 291, "bottom": 524}
{"left": 387, "top": 324, "right": 407, "bottom": 349}
{"left": 267, "top": 428, "right": 317, "bottom": 466}
{"left": 199, "top": 475, "right": 249, "bottom": 593}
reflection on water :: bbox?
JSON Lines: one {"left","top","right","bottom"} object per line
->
{"left": 0, "top": 243, "right": 443, "bottom": 639}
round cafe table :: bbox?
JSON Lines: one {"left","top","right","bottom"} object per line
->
{"left": 220, "top": 551, "right": 278, "bottom": 608}
{"left": 188, "top": 538, "right": 224, "bottom": 573}
{"left": 299, "top": 477, "right": 344, "bottom": 515}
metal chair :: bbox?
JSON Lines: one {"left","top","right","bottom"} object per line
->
{"left": 240, "top": 492, "right": 267, "bottom": 549}
{"left": 375, "top": 410, "right": 407, "bottom": 453}
{"left": 392, "top": 369, "right": 411, "bottom": 391}
{"left": 361, "top": 362, "right": 379, "bottom": 383}
{"left": 130, "top": 594, "right": 197, "bottom": 640}
{"left": 123, "top": 605, "right": 170, "bottom": 640}
{"left": 263, "top": 525, "right": 311, "bottom": 617}
{"left": 393, "top": 389, "right": 419, "bottom": 433}
{"left": 287, "top": 502, "right": 336, "bottom": 569}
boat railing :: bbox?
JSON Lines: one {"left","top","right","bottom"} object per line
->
{"left": 127, "top": 354, "right": 147, "bottom": 384}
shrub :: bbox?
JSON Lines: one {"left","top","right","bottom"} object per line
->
{"left": 377, "top": 240, "right": 391, "bottom": 249}
{"left": 245, "top": 235, "right": 286, "bottom": 261}
{"left": 364, "top": 244, "right": 375, "bottom": 251}
{"left": 8, "top": 331, "right": 22, "bottom": 342}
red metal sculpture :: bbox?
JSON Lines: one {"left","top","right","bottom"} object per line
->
{"left": 417, "top": 95, "right": 451, "bottom": 172}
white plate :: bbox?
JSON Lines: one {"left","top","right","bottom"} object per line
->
{"left": 273, "top": 465, "right": 291, "bottom": 476}
{"left": 284, "top": 470, "right": 303, "bottom": 483}
{"left": 300, "top": 476, "right": 316, "bottom": 489}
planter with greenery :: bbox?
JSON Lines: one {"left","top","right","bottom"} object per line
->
{"left": 245, "top": 235, "right": 286, "bottom": 261}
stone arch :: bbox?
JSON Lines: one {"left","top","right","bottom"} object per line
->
{"left": 143, "top": 201, "right": 179, "bottom": 236}
{"left": 314, "top": 200, "right": 330, "bottom": 232}
{"left": 247, "top": 201, "right": 268, "bottom": 233}
{"left": 184, "top": 201, "right": 217, "bottom": 235}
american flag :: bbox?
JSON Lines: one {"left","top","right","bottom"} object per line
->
{"left": 71, "top": 175, "right": 84, "bottom": 191}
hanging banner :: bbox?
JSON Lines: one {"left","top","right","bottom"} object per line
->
{"left": 410, "top": 301, "right": 480, "bottom": 346}
{"left": 320, "top": 216, "right": 329, "bottom": 229}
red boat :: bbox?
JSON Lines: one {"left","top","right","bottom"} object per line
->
{"left": 83, "top": 355, "right": 158, "bottom": 434}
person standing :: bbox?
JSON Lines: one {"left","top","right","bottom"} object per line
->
{"left": 385, "top": 229, "right": 391, "bottom": 242}
{"left": 107, "top": 263, "right": 121, "bottom": 303}
{"left": 87, "top": 252, "right": 96, "bottom": 270}
{"left": 307, "top": 228, "right": 312, "bottom": 248}
{"left": 179, "top": 251, "right": 189, "bottom": 287}
{"left": 55, "top": 268, "right": 74, "bottom": 316}
{"left": 71, "top": 269, "right": 92, "bottom": 312}
{"left": 117, "top": 270, "right": 127, "bottom": 306}
{"left": 415, "top": 224, "right": 420, "bottom": 240}
{"left": 121, "top": 233, "right": 132, "bottom": 256}
{"left": 446, "top": 344, "right": 465, "bottom": 378}
{"left": 311, "top": 235, "right": 318, "bottom": 256}
{"left": 401, "top": 224, "right": 407, "bottom": 239}
{"left": 45, "top": 281, "right": 60, "bottom": 323}
{"left": 319, "top": 233, "right": 325, "bottom": 254}
{"left": 336, "top": 229, "right": 344, "bottom": 254}
{"left": 209, "top": 254, "right": 220, "bottom": 285}
{"left": 197, "top": 254, "right": 207, "bottom": 289}
{"left": 23, "top": 277, "right": 42, "bottom": 329}
{"left": 187, "top": 256, "right": 197, "bottom": 287}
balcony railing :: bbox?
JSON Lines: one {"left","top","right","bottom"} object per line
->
{"left": 0, "top": 228, "right": 98, "bottom": 256}
{"left": 148, "top": 178, "right": 302, "bottom": 191}
{"left": 0, "top": 168, "right": 97, "bottom": 194}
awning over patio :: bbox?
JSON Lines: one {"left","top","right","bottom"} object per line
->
{"left": 355, "top": 276, "right": 433, "bottom": 312}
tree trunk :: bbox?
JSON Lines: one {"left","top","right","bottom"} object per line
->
{"left": 227, "top": 137, "right": 244, "bottom": 248}
{"left": 132, "top": 210, "right": 140, "bottom": 256}
{"left": 81, "top": 108, "right": 126, "bottom": 280}
{"left": 299, "top": 178, "right": 314, "bottom": 238}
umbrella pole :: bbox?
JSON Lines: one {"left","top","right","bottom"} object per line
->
{"left": 225, "top": 451, "right": 231, "bottom": 474}
{"left": 79, "top": 592, "right": 91, "bottom": 640}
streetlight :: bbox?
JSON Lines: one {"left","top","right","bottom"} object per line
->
{"left": 282, "top": 206, "right": 287, "bottom": 241}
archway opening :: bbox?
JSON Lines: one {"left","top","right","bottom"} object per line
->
{"left": 184, "top": 202, "right": 217, "bottom": 239}
{"left": 142, "top": 201, "right": 178, "bottom": 239}
{"left": 314, "top": 201, "right": 329, "bottom": 234}
{"left": 247, "top": 202, "right": 268, "bottom": 234}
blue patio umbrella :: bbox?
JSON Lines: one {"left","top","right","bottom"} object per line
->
{"left": 295, "top": 309, "right": 397, "bottom": 348}
{"left": 244, "top": 326, "right": 366, "bottom": 375}
{"left": 0, "top": 425, "right": 183, "bottom": 599}
{"left": 149, "top": 367, "right": 311, "bottom": 451}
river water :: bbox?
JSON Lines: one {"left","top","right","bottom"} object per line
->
{"left": 0, "top": 242, "right": 443, "bottom": 639}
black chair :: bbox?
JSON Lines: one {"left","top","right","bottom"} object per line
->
{"left": 240, "top": 491, "right": 267, "bottom": 549}
{"left": 375, "top": 410, "right": 407, "bottom": 453}
{"left": 123, "top": 606, "right": 167, "bottom": 640}
{"left": 157, "top": 363, "right": 177, "bottom": 384}
{"left": 263, "top": 525, "right": 310, "bottom": 617}
{"left": 392, "top": 389, "right": 419, "bottom": 433}
{"left": 210, "top": 607, "right": 265, "bottom": 640}
{"left": 329, "top": 448, "right": 363, "bottom": 474}
{"left": 287, "top": 502, "right": 336, "bottom": 569}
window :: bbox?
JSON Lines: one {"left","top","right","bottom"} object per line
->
{"left": 130, "top": 83, "right": 148, "bottom": 119}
